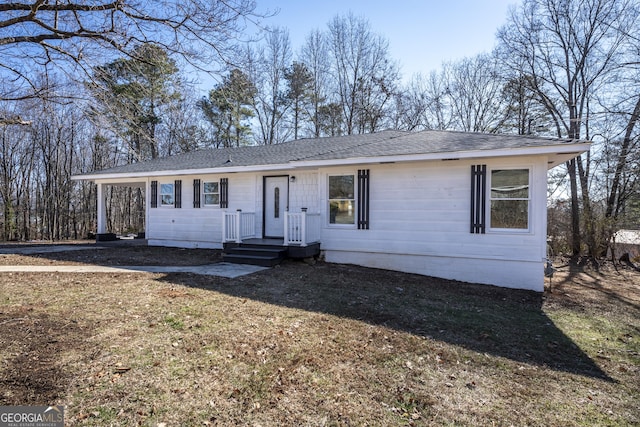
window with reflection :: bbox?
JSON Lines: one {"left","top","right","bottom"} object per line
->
{"left": 490, "top": 169, "right": 529, "bottom": 229}
{"left": 203, "top": 181, "right": 220, "bottom": 206}
{"left": 160, "top": 183, "right": 174, "bottom": 206}
{"left": 328, "top": 175, "right": 355, "bottom": 225}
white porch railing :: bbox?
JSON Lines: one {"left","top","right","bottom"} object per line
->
{"left": 284, "top": 209, "right": 321, "bottom": 247}
{"left": 222, "top": 210, "right": 256, "bottom": 243}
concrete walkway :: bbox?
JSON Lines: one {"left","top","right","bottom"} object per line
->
{"left": 0, "top": 245, "right": 108, "bottom": 255}
{"left": 0, "top": 263, "right": 268, "bottom": 278}
{"left": 0, "top": 244, "right": 268, "bottom": 278}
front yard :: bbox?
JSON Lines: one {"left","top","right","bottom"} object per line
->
{"left": 0, "top": 245, "right": 638, "bottom": 425}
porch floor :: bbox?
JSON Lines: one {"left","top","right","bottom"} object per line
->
{"left": 242, "top": 238, "right": 286, "bottom": 246}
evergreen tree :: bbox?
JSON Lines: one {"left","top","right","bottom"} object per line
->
{"left": 284, "top": 62, "right": 314, "bottom": 140}
{"left": 90, "top": 44, "right": 181, "bottom": 161}
{"left": 199, "top": 69, "right": 257, "bottom": 147}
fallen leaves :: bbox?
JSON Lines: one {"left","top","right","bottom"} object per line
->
{"left": 1, "top": 248, "right": 638, "bottom": 426}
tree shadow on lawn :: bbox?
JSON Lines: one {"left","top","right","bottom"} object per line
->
{"left": 160, "top": 260, "right": 612, "bottom": 382}
{"left": 548, "top": 262, "right": 640, "bottom": 313}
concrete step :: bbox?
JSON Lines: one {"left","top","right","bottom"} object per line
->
{"left": 226, "top": 247, "right": 287, "bottom": 258}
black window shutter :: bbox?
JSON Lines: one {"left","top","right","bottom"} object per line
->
{"left": 220, "top": 178, "right": 229, "bottom": 208}
{"left": 150, "top": 180, "right": 158, "bottom": 208}
{"left": 470, "top": 165, "right": 486, "bottom": 234}
{"left": 174, "top": 179, "right": 182, "bottom": 208}
{"left": 193, "top": 179, "right": 201, "bottom": 208}
{"left": 357, "top": 169, "right": 370, "bottom": 230}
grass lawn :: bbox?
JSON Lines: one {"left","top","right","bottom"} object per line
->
{"left": 0, "top": 245, "right": 638, "bottom": 426}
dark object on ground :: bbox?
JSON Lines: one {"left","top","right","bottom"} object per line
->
{"left": 96, "top": 233, "right": 118, "bottom": 242}
{"left": 619, "top": 253, "right": 640, "bottom": 272}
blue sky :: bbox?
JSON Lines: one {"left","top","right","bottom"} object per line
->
{"left": 254, "top": 0, "right": 517, "bottom": 80}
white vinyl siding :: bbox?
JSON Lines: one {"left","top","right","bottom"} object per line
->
{"left": 147, "top": 174, "right": 257, "bottom": 247}
{"left": 140, "top": 158, "right": 547, "bottom": 291}
{"left": 319, "top": 158, "right": 548, "bottom": 291}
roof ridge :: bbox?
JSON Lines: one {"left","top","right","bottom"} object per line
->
{"left": 291, "top": 130, "right": 408, "bottom": 162}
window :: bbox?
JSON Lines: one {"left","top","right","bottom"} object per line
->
{"left": 160, "top": 183, "right": 174, "bottom": 206}
{"left": 203, "top": 181, "right": 220, "bottom": 206}
{"left": 329, "top": 175, "right": 355, "bottom": 225}
{"left": 490, "top": 169, "right": 529, "bottom": 230}
{"left": 274, "top": 187, "right": 280, "bottom": 218}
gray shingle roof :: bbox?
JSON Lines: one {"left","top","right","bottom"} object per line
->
{"left": 79, "top": 129, "right": 583, "bottom": 177}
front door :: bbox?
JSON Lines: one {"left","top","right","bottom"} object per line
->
{"left": 264, "top": 176, "right": 289, "bottom": 238}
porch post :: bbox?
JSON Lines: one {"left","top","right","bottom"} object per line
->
{"left": 283, "top": 208, "right": 289, "bottom": 246}
{"left": 221, "top": 210, "right": 227, "bottom": 243}
{"left": 96, "top": 182, "right": 106, "bottom": 234}
{"left": 300, "top": 207, "right": 307, "bottom": 247}
{"left": 235, "top": 209, "right": 242, "bottom": 244}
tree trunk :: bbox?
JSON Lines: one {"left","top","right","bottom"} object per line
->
{"left": 566, "top": 158, "right": 581, "bottom": 256}
{"left": 606, "top": 94, "right": 640, "bottom": 219}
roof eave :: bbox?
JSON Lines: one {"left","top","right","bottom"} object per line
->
{"left": 289, "top": 142, "right": 592, "bottom": 168}
{"left": 71, "top": 162, "right": 295, "bottom": 181}
{"left": 72, "top": 142, "right": 591, "bottom": 181}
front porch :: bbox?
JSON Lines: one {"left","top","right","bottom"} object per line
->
{"left": 222, "top": 209, "right": 321, "bottom": 247}
{"left": 222, "top": 209, "right": 322, "bottom": 266}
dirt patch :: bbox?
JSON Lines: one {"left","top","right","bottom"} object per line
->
{"left": 0, "top": 307, "right": 92, "bottom": 405}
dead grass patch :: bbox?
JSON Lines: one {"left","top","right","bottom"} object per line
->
{"left": 0, "top": 246, "right": 638, "bottom": 426}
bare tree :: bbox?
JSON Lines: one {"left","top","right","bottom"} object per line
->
{"left": 603, "top": 18, "right": 640, "bottom": 225}
{"left": 396, "top": 55, "right": 510, "bottom": 134}
{"left": 327, "top": 13, "right": 399, "bottom": 134}
{"left": 442, "top": 54, "right": 508, "bottom": 133}
{"left": 391, "top": 82, "right": 427, "bottom": 131}
{"left": 421, "top": 71, "right": 455, "bottom": 131}
{"left": 0, "top": 0, "right": 261, "bottom": 105}
{"left": 0, "top": 119, "right": 35, "bottom": 240}
{"left": 161, "top": 95, "right": 207, "bottom": 155}
{"left": 251, "top": 27, "right": 292, "bottom": 145}
{"left": 497, "top": 0, "right": 637, "bottom": 256}
{"left": 299, "top": 29, "right": 331, "bottom": 138}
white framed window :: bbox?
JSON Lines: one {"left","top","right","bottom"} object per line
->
{"left": 160, "top": 183, "right": 174, "bottom": 206}
{"left": 203, "top": 181, "right": 220, "bottom": 206}
{"left": 328, "top": 174, "right": 355, "bottom": 225}
{"left": 489, "top": 168, "right": 530, "bottom": 230}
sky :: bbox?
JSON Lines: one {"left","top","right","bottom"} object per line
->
{"left": 253, "top": 0, "right": 518, "bottom": 81}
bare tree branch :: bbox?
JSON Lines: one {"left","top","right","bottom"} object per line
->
{"left": 0, "top": 1, "right": 122, "bottom": 13}
{"left": 0, "top": 0, "right": 261, "bottom": 101}
{"left": 0, "top": 117, "right": 31, "bottom": 126}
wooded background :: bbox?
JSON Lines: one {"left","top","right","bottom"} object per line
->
{"left": 1, "top": 0, "right": 638, "bottom": 259}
